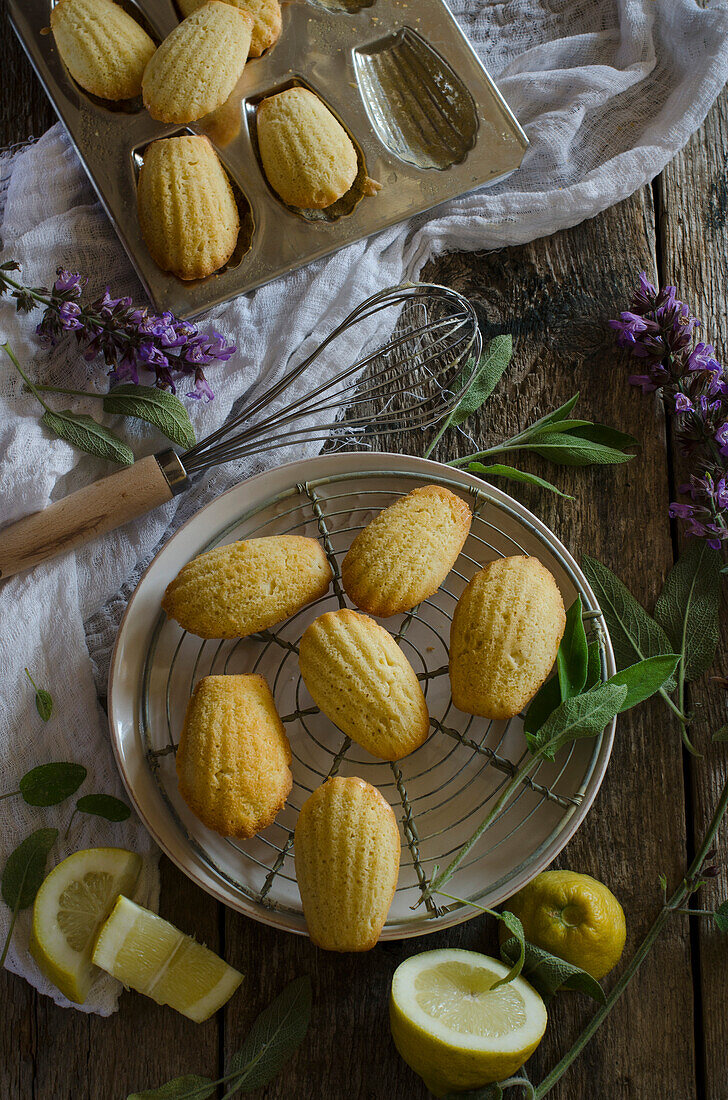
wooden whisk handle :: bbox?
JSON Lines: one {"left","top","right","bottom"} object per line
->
{"left": 0, "top": 452, "right": 187, "bottom": 581}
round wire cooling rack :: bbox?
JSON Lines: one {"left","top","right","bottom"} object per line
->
{"left": 108, "top": 453, "right": 616, "bottom": 940}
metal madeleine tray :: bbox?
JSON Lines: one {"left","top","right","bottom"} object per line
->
{"left": 9, "top": 0, "right": 528, "bottom": 319}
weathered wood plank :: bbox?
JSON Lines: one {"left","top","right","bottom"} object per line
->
{"left": 0, "top": 10, "right": 55, "bottom": 146}
{"left": 657, "top": 85, "right": 728, "bottom": 1100}
{"left": 223, "top": 188, "right": 697, "bottom": 1098}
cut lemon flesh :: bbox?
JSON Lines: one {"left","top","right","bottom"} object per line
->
{"left": 30, "top": 847, "right": 142, "bottom": 1004}
{"left": 92, "top": 895, "right": 243, "bottom": 1022}
{"left": 390, "top": 949, "right": 547, "bottom": 1097}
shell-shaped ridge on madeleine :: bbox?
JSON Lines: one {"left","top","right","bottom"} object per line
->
{"left": 176, "top": 674, "right": 292, "bottom": 838}
{"left": 137, "top": 135, "right": 240, "bottom": 281}
{"left": 298, "top": 609, "right": 430, "bottom": 760}
{"left": 342, "top": 485, "right": 472, "bottom": 617}
{"left": 177, "top": 0, "right": 281, "bottom": 57}
{"left": 294, "top": 776, "right": 400, "bottom": 951}
{"left": 162, "top": 534, "right": 333, "bottom": 637}
{"left": 50, "top": 0, "right": 156, "bottom": 101}
{"left": 449, "top": 555, "right": 567, "bottom": 720}
{"left": 256, "top": 87, "right": 358, "bottom": 209}
{"left": 143, "top": 1, "right": 252, "bottom": 124}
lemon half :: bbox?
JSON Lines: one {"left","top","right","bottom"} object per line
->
{"left": 30, "top": 847, "right": 142, "bottom": 1003}
{"left": 92, "top": 895, "right": 243, "bottom": 1022}
{"left": 390, "top": 949, "right": 547, "bottom": 1097}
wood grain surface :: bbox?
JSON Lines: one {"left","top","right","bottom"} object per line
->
{"left": 1, "top": 14, "right": 727, "bottom": 1100}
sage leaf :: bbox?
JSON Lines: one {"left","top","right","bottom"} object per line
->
{"left": 523, "top": 675, "right": 561, "bottom": 736}
{"left": 557, "top": 596, "right": 589, "bottom": 701}
{"left": 654, "top": 542, "right": 722, "bottom": 683}
{"left": 104, "top": 384, "right": 196, "bottom": 450}
{"left": 2, "top": 828, "right": 58, "bottom": 911}
{"left": 127, "top": 1076, "right": 216, "bottom": 1100}
{"left": 582, "top": 556, "right": 676, "bottom": 686}
{"left": 42, "top": 409, "right": 134, "bottom": 465}
{"left": 526, "top": 683, "right": 627, "bottom": 760}
{"left": 713, "top": 726, "right": 728, "bottom": 743}
{"left": 585, "top": 638, "right": 602, "bottom": 689}
{"left": 535, "top": 418, "right": 594, "bottom": 435}
{"left": 519, "top": 393, "right": 581, "bottom": 436}
{"left": 19, "top": 762, "right": 86, "bottom": 806}
{"left": 500, "top": 936, "right": 606, "bottom": 1004}
{"left": 467, "top": 462, "right": 574, "bottom": 500}
{"left": 604, "top": 654, "right": 680, "bottom": 712}
{"left": 76, "top": 793, "right": 131, "bottom": 822}
{"left": 24, "top": 668, "right": 53, "bottom": 721}
{"left": 714, "top": 901, "right": 728, "bottom": 933}
{"left": 491, "top": 911, "right": 526, "bottom": 989}
{"left": 450, "top": 335, "right": 513, "bottom": 427}
{"left": 567, "top": 424, "right": 640, "bottom": 451}
{"left": 529, "top": 432, "right": 634, "bottom": 467}
{"left": 226, "top": 976, "right": 311, "bottom": 1092}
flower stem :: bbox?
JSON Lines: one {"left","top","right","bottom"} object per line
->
{"left": 0, "top": 790, "right": 20, "bottom": 801}
{"left": 1, "top": 343, "right": 53, "bottom": 414}
{"left": 0, "top": 901, "right": 20, "bottom": 969}
{"left": 533, "top": 768, "right": 728, "bottom": 1098}
{"left": 25, "top": 384, "right": 106, "bottom": 399}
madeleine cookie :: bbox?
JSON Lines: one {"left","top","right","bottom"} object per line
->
{"left": 177, "top": 0, "right": 281, "bottom": 57}
{"left": 449, "top": 556, "right": 566, "bottom": 720}
{"left": 50, "top": 0, "right": 155, "bottom": 101}
{"left": 162, "top": 535, "right": 332, "bottom": 638}
{"left": 342, "top": 486, "right": 472, "bottom": 617}
{"left": 137, "top": 136, "right": 239, "bottom": 280}
{"left": 294, "top": 777, "right": 400, "bottom": 951}
{"left": 298, "top": 610, "right": 429, "bottom": 760}
{"left": 256, "top": 87, "right": 358, "bottom": 209}
{"left": 143, "top": 2, "right": 252, "bottom": 124}
{"left": 176, "top": 675, "right": 292, "bottom": 837}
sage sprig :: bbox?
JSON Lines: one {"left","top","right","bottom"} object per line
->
{"left": 424, "top": 335, "right": 513, "bottom": 459}
{"left": 128, "top": 977, "right": 312, "bottom": 1100}
{"left": 0, "top": 828, "right": 58, "bottom": 967}
{"left": 24, "top": 668, "right": 53, "bottom": 722}
{"left": 499, "top": 936, "right": 605, "bottom": 1005}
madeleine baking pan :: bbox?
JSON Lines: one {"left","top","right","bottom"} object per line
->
{"left": 9, "top": 0, "right": 528, "bottom": 319}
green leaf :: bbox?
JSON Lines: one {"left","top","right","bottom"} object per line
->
{"left": 104, "top": 384, "right": 196, "bottom": 450}
{"left": 127, "top": 1076, "right": 216, "bottom": 1100}
{"left": 500, "top": 936, "right": 606, "bottom": 1004}
{"left": 557, "top": 596, "right": 588, "bottom": 701}
{"left": 529, "top": 432, "right": 634, "bottom": 467}
{"left": 41, "top": 409, "right": 134, "bottom": 465}
{"left": 604, "top": 654, "right": 681, "bottom": 712}
{"left": 582, "top": 556, "right": 677, "bottom": 685}
{"left": 567, "top": 424, "right": 640, "bottom": 450}
{"left": 526, "top": 683, "right": 627, "bottom": 760}
{"left": 523, "top": 675, "right": 561, "bottom": 736}
{"left": 467, "top": 462, "right": 574, "bottom": 500}
{"left": 713, "top": 725, "right": 728, "bottom": 743}
{"left": 714, "top": 900, "right": 728, "bottom": 933}
{"left": 226, "top": 976, "right": 312, "bottom": 1093}
{"left": 450, "top": 336, "right": 513, "bottom": 427}
{"left": 76, "top": 794, "right": 131, "bottom": 822}
{"left": 585, "top": 638, "right": 602, "bottom": 689}
{"left": 535, "top": 418, "right": 594, "bottom": 435}
{"left": 654, "top": 542, "right": 722, "bottom": 683}
{"left": 2, "top": 828, "right": 58, "bottom": 911}
{"left": 519, "top": 393, "right": 581, "bottom": 436}
{"left": 24, "top": 668, "right": 53, "bottom": 721}
{"left": 19, "top": 763, "right": 86, "bottom": 806}
{"left": 491, "top": 911, "right": 526, "bottom": 989}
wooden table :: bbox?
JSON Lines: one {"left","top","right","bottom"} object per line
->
{"left": 2, "top": 21, "right": 727, "bottom": 1100}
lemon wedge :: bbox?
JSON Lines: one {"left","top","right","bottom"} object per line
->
{"left": 390, "top": 949, "right": 547, "bottom": 1097}
{"left": 30, "top": 847, "right": 142, "bottom": 1003}
{"left": 92, "top": 895, "right": 243, "bottom": 1022}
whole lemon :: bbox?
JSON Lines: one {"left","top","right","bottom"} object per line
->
{"left": 500, "top": 870, "right": 626, "bottom": 980}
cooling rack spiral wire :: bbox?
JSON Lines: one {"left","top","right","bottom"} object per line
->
{"left": 139, "top": 469, "right": 609, "bottom": 931}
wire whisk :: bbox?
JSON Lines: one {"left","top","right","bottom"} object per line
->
{"left": 0, "top": 282, "right": 482, "bottom": 579}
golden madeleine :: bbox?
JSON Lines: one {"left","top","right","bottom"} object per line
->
{"left": 162, "top": 535, "right": 332, "bottom": 638}
{"left": 298, "top": 609, "right": 429, "bottom": 760}
{"left": 177, "top": 0, "right": 281, "bottom": 56}
{"left": 137, "top": 135, "right": 239, "bottom": 280}
{"left": 294, "top": 777, "right": 400, "bottom": 951}
{"left": 176, "top": 674, "right": 292, "bottom": 837}
{"left": 256, "top": 87, "right": 358, "bottom": 209}
{"left": 50, "top": 0, "right": 155, "bottom": 101}
{"left": 449, "top": 555, "right": 566, "bottom": 719}
{"left": 342, "top": 485, "right": 472, "bottom": 617}
{"left": 143, "top": 2, "right": 252, "bottom": 124}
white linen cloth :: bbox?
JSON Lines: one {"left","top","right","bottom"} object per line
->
{"left": 1, "top": 0, "right": 727, "bottom": 1015}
